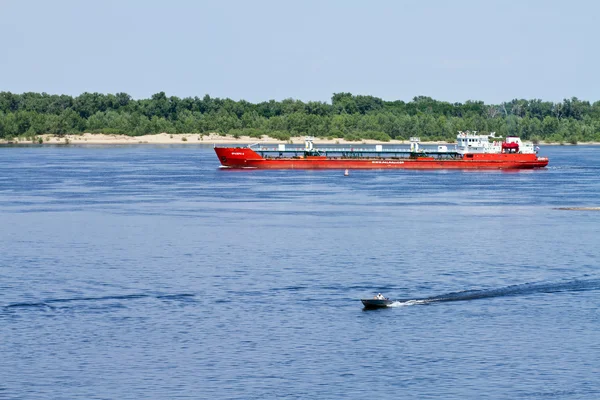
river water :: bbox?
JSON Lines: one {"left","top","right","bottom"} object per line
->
{"left": 1, "top": 144, "right": 599, "bottom": 399}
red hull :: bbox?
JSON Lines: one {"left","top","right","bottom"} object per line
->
{"left": 214, "top": 147, "right": 549, "bottom": 170}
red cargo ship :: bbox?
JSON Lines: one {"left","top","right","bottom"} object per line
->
{"left": 214, "top": 131, "right": 549, "bottom": 170}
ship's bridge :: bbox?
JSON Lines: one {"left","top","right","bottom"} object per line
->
{"left": 456, "top": 131, "right": 502, "bottom": 155}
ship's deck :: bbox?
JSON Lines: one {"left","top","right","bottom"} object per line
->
{"left": 250, "top": 145, "right": 462, "bottom": 158}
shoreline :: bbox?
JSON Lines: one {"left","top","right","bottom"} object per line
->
{"left": 1, "top": 132, "right": 600, "bottom": 146}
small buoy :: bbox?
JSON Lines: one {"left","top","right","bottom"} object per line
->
{"left": 344, "top": 169, "right": 349, "bottom": 176}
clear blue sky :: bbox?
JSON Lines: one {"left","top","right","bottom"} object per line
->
{"left": 1, "top": 0, "right": 598, "bottom": 104}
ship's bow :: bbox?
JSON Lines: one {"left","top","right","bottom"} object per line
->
{"left": 214, "top": 147, "right": 263, "bottom": 168}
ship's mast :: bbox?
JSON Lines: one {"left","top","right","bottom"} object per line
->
{"left": 304, "top": 136, "right": 314, "bottom": 151}
{"left": 304, "top": 136, "right": 321, "bottom": 156}
{"left": 410, "top": 137, "right": 420, "bottom": 153}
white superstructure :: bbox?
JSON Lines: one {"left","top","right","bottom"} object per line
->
{"left": 456, "top": 131, "right": 500, "bottom": 154}
{"left": 504, "top": 136, "right": 536, "bottom": 154}
{"left": 455, "top": 131, "right": 536, "bottom": 155}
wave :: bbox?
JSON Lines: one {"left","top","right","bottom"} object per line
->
{"left": 3, "top": 292, "right": 196, "bottom": 310}
{"left": 388, "top": 278, "right": 600, "bottom": 307}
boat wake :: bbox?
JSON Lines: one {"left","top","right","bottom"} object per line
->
{"left": 388, "top": 278, "right": 600, "bottom": 307}
{"left": 3, "top": 293, "right": 196, "bottom": 311}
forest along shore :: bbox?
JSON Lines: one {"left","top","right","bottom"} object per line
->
{"left": 3, "top": 93, "right": 600, "bottom": 145}
{"left": 2, "top": 132, "right": 600, "bottom": 146}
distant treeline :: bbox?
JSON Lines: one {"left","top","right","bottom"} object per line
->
{"left": 1, "top": 91, "right": 600, "bottom": 143}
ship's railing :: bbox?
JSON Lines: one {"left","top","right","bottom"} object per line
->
{"left": 253, "top": 147, "right": 463, "bottom": 159}
{"left": 254, "top": 146, "right": 418, "bottom": 153}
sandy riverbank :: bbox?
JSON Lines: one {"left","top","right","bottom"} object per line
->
{"left": 2, "top": 132, "right": 600, "bottom": 146}
{"left": 2, "top": 133, "right": 450, "bottom": 145}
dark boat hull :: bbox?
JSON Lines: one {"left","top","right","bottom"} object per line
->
{"left": 361, "top": 299, "right": 393, "bottom": 309}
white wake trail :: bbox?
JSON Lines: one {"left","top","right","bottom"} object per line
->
{"left": 388, "top": 299, "right": 429, "bottom": 307}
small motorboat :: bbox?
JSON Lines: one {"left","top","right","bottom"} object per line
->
{"left": 361, "top": 295, "right": 393, "bottom": 309}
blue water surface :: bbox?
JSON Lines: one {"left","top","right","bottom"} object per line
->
{"left": 1, "top": 144, "right": 599, "bottom": 399}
